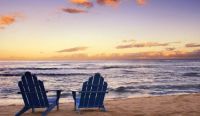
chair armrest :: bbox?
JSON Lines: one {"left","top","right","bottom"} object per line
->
{"left": 71, "top": 89, "right": 82, "bottom": 100}
{"left": 17, "top": 90, "right": 63, "bottom": 94}
{"left": 46, "top": 90, "right": 63, "bottom": 92}
{"left": 17, "top": 91, "right": 49, "bottom": 94}
{"left": 79, "top": 91, "right": 109, "bottom": 93}
{"left": 71, "top": 89, "right": 81, "bottom": 92}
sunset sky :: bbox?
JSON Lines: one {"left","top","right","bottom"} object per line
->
{"left": 0, "top": 0, "right": 200, "bottom": 60}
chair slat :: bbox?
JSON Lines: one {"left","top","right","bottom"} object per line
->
{"left": 18, "top": 81, "right": 29, "bottom": 106}
{"left": 38, "top": 81, "right": 49, "bottom": 106}
{"left": 94, "top": 77, "right": 104, "bottom": 106}
{"left": 79, "top": 82, "right": 86, "bottom": 107}
{"left": 88, "top": 75, "right": 100, "bottom": 107}
{"left": 25, "top": 72, "right": 40, "bottom": 107}
{"left": 21, "top": 75, "right": 33, "bottom": 107}
{"left": 32, "top": 75, "right": 43, "bottom": 106}
{"left": 80, "top": 81, "right": 91, "bottom": 107}
{"left": 33, "top": 75, "right": 48, "bottom": 107}
{"left": 98, "top": 82, "right": 107, "bottom": 106}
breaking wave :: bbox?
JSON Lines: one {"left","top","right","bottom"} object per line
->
{"left": 110, "top": 84, "right": 200, "bottom": 93}
{"left": 0, "top": 73, "right": 90, "bottom": 77}
{"left": 183, "top": 72, "right": 200, "bottom": 77}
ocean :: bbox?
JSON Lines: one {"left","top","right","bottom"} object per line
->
{"left": 0, "top": 60, "right": 200, "bottom": 105}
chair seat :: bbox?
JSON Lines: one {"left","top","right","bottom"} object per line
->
{"left": 76, "top": 97, "right": 104, "bottom": 108}
{"left": 48, "top": 97, "right": 57, "bottom": 105}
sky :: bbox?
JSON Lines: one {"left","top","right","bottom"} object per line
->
{"left": 0, "top": 0, "right": 200, "bottom": 60}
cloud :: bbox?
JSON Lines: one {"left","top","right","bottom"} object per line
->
{"left": 0, "top": 15, "right": 15, "bottom": 26}
{"left": 134, "top": 42, "right": 169, "bottom": 47}
{"left": 136, "top": 0, "right": 147, "bottom": 6}
{"left": 0, "top": 13, "right": 23, "bottom": 29}
{"left": 168, "top": 41, "right": 181, "bottom": 44}
{"left": 116, "top": 42, "right": 169, "bottom": 49}
{"left": 6, "top": 49, "right": 200, "bottom": 60}
{"left": 70, "top": 0, "right": 93, "bottom": 8}
{"left": 116, "top": 44, "right": 133, "bottom": 49}
{"left": 50, "top": 49, "right": 200, "bottom": 60}
{"left": 184, "top": 49, "right": 200, "bottom": 58}
{"left": 49, "top": 53, "right": 89, "bottom": 60}
{"left": 62, "top": 8, "right": 87, "bottom": 13}
{"left": 57, "top": 46, "right": 88, "bottom": 52}
{"left": 62, "top": 0, "right": 147, "bottom": 14}
{"left": 97, "top": 0, "right": 120, "bottom": 6}
{"left": 166, "top": 47, "right": 176, "bottom": 51}
{"left": 185, "top": 43, "right": 200, "bottom": 48}
{"left": 122, "top": 39, "right": 135, "bottom": 43}
{"left": 96, "top": 0, "right": 148, "bottom": 7}
{"left": 0, "top": 27, "right": 5, "bottom": 30}
{"left": 116, "top": 49, "right": 200, "bottom": 60}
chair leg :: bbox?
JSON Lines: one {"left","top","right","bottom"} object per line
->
{"left": 57, "top": 105, "right": 59, "bottom": 110}
{"left": 76, "top": 108, "right": 81, "bottom": 114}
{"left": 15, "top": 106, "right": 30, "bottom": 116}
{"left": 100, "top": 105, "right": 106, "bottom": 112}
{"left": 57, "top": 103, "right": 59, "bottom": 110}
{"left": 56, "top": 90, "right": 61, "bottom": 110}
{"left": 32, "top": 108, "right": 35, "bottom": 113}
{"left": 74, "top": 102, "right": 76, "bottom": 111}
{"left": 72, "top": 91, "right": 77, "bottom": 111}
{"left": 42, "top": 105, "right": 55, "bottom": 116}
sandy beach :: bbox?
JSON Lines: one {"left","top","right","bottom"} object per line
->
{"left": 1, "top": 93, "right": 199, "bottom": 116}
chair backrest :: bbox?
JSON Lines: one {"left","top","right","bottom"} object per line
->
{"left": 79, "top": 73, "right": 107, "bottom": 108}
{"left": 18, "top": 71, "right": 49, "bottom": 108}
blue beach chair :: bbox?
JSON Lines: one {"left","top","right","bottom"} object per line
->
{"left": 72, "top": 73, "right": 108, "bottom": 112}
{"left": 16, "top": 71, "right": 62, "bottom": 116}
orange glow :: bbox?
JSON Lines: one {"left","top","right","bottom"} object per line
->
{"left": 71, "top": 0, "right": 88, "bottom": 4}
{"left": 136, "top": 0, "right": 147, "bottom": 6}
{"left": 0, "top": 15, "right": 15, "bottom": 26}
{"left": 97, "top": 0, "right": 120, "bottom": 6}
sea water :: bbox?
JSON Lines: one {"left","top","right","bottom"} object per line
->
{"left": 0, "top": 60, "right": 200, "bottom": 105}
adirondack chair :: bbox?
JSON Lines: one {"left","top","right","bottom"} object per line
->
{"left": 72, "top": 73, "right": 108, "bottom": 112}
{"left": 16, "top": 71, "right": 62, "bottom": 116}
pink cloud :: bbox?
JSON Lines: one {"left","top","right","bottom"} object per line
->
{"left": 62, "top": 8, "right": 87, "bottom": 13}
{"left": 166, "top": 47, "right": 176, "bottom": 51}
{"left": 51, "top": 49, "right": 200, "bottom": 60}
{"left": 97, "top": 0, "right": 120, "bottom": 6}
{"left": 117, "top": 49, "right": 200, "bottom": 60}
{"left": 122, "top": 39, "right": 135, "bottom": 43}
{"left": 0, "top": 15, "right": 15, "bottom": 26}
{"left": 116, "top": 44, "right": 134, "bottom": 49}
{"left": 136, "top": 0, "right": 147, "bottom": 6}
{"left": 116, "top": 42, "right": 169, "bottom": 49}
{"left": 185, "top": 43, "right": 200, "bottom": 48}
{"left": 57, "top": 46, "right": 88, "bottom": 52}
{"left": 0, "top": 13, "right": 23, "bottom": 29}
{"left": 70, "top": 0, "right": 93, "bottom": 8}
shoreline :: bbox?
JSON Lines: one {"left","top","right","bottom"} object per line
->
{"left": 0, "top": 92, "right": 197, "bottom": 106}
{"left": 1, "top": 93, "right": 200, "bottom": 116}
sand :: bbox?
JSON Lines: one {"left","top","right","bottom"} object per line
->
{"left": 0, "top": 93, "right": 200, "bottom": 116}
